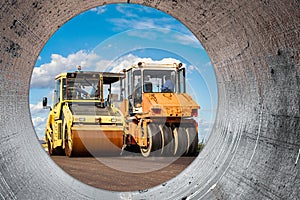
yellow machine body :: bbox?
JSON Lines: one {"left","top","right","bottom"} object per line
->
{"left": 44, "top": 71, "right": 124, "bottom": 157}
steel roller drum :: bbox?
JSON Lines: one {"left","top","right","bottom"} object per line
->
{"left": 0, "top": 0, "right": 299, "bottom": 199}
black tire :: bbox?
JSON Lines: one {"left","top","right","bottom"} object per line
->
{"left": 47, "top": 139, "right": 53, "bottom": 156}
{"left": 160, "top": 125, "right": 174, "bottom": 156}
{"left": 48, "top": 139, "right": 64, "bottom": 156}
{"left": 140, "top": 123, "right": 162, "bottom": 157}
{"left": 173, "top": 126, "right": 189, "bottom": 157}
{"left": 186, "top": 125, "right": 198, "bottom": 156}
{"left": 63, "top": 120, "right": 72, "bottom": 157}
{"left": 65, "top": 138, "right": 72, "bottom": 157}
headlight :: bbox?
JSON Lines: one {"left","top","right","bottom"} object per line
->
{"left": 79, "top": 117, "right": 86, "bottom": 122}
{"left": 152, "top": 108, "right": 161, "bottom": 114}
{"left": 111, "top": 118, "right": 117, "bottom": 122}
{"left": 191, "top": 109, "right": 198, "bottom": 117}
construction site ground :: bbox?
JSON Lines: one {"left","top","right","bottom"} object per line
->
{"left": 51, "top": 155, "right": 197, "bottom": 192}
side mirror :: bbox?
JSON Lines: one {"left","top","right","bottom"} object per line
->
{"left": 42, "top": 97, "right": 47, "bottom": 107}
{"left": 42, "top": 97, "right": 51, "bottom": 110}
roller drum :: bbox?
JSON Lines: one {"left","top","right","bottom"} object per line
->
{"left": 67, "top": 125, "right": 124, "bottom": 157}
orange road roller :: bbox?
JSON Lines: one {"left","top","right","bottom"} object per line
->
{"left": 119, "top": 62, "right": 200, "bottom": 157}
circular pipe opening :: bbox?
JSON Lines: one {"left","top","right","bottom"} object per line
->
{"left": 29, "top": 4, "right": 217, "bottom": 192}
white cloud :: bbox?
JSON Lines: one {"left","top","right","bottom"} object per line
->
{"left": 118, "top": 28, "right": 201, "bottom": 49}
{"left": 30, "top": 50, "right": 102, "bottom": 89}
{"left": 30, "top": 98, "right": 51, "bottom": 138}
{"left": 196, "top": 116, "right": 214, "bottom": 142}
{"left": 107, "top": 54, "right": 184, "bottom": 73}
{"left": 30, "top": 102, "right": 43, "bottom": 114}
{"left": 172, "top": 33, "right": 202, "bottom": 48}
{"left": 116, "top": 5, "right": 139, "bottom": 18}
{"left": 32, "top": 116, "right": 46, "bottom": 127}
{"left": 30, "top": 93, "right": 52, "bottom": 114}
{"left": 187, "top": 65, "right": 197, "bottom": 73}
{"left": 109, "top": 18, "right": 157, "bottom": 31}
{"left": 108, "top": 7, "right": 180, "bottom": 32}
{"left": 115, "top": 4, "right": 158, "bottom": 18}
{"left": 31, "top": 51, "right": 183, "bottom": 90}
{"left": 31, "top": 112, "right": 48, "bottom": 138}
{"left": 126, "top": 29, "right": 167, "bottom": 40}
{"left": 90, "top": 6, "right": 107, "bottom": 14}
{"left": 203, "top": 61, "right": 212, "bottom": 68}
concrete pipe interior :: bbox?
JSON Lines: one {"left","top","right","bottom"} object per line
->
{"left": 0, "top": 0, "right": 299, "bottom": 199}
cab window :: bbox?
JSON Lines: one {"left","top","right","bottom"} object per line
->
{"left": 143, "top": 70, "right": 176, "bottom": 93}
{"left": 53, "top": 79, "right": 61, "bottom": 105}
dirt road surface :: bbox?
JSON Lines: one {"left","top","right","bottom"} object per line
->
{"left": 51, "top": 156, "right": 197, "bottom": 192}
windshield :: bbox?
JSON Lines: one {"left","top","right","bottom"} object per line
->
{"left": 64, "top": 77, "right": 99, "bottom": 100}
{"left": 143, "top": 70, "right": 177, "bottom": 93}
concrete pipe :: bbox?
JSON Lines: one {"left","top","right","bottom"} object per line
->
{"left": 0, "top": 0, "right": 299, "bottom": 199}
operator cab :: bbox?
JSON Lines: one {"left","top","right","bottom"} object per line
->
{"left": 43, "top": 69, "right": 124, "bottom": 110}
{"left": 121, "top": 62, "right": 185, "bottom": 114}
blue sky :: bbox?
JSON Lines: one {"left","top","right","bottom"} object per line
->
{"left": 30, "top": 3, "right": 217, "bottom": 142}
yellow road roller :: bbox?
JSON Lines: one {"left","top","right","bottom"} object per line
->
{"left": 43, "top": 68, "right": 125, "bottom": 157}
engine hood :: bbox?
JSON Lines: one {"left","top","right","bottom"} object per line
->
{"left": 142, "top": 93, "right": 200, "bottom": 117}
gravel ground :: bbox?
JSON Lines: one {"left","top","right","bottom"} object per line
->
{"left": 51, "top": 155, "right": 197, "bottom": 191}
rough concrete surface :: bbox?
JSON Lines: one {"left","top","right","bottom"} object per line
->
{"left": 0, "top": 0, "right": 299, "bottom": 199}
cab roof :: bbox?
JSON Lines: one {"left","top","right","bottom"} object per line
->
{"left": 123, "top": 62, "right": 183, "bottom": 72}
{"left": 55, "top": 71, "right": 124, "bottom": 84}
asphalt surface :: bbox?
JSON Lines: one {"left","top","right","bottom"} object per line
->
{"left": 51, "top": 155, "right": 197, "bottom": 192}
